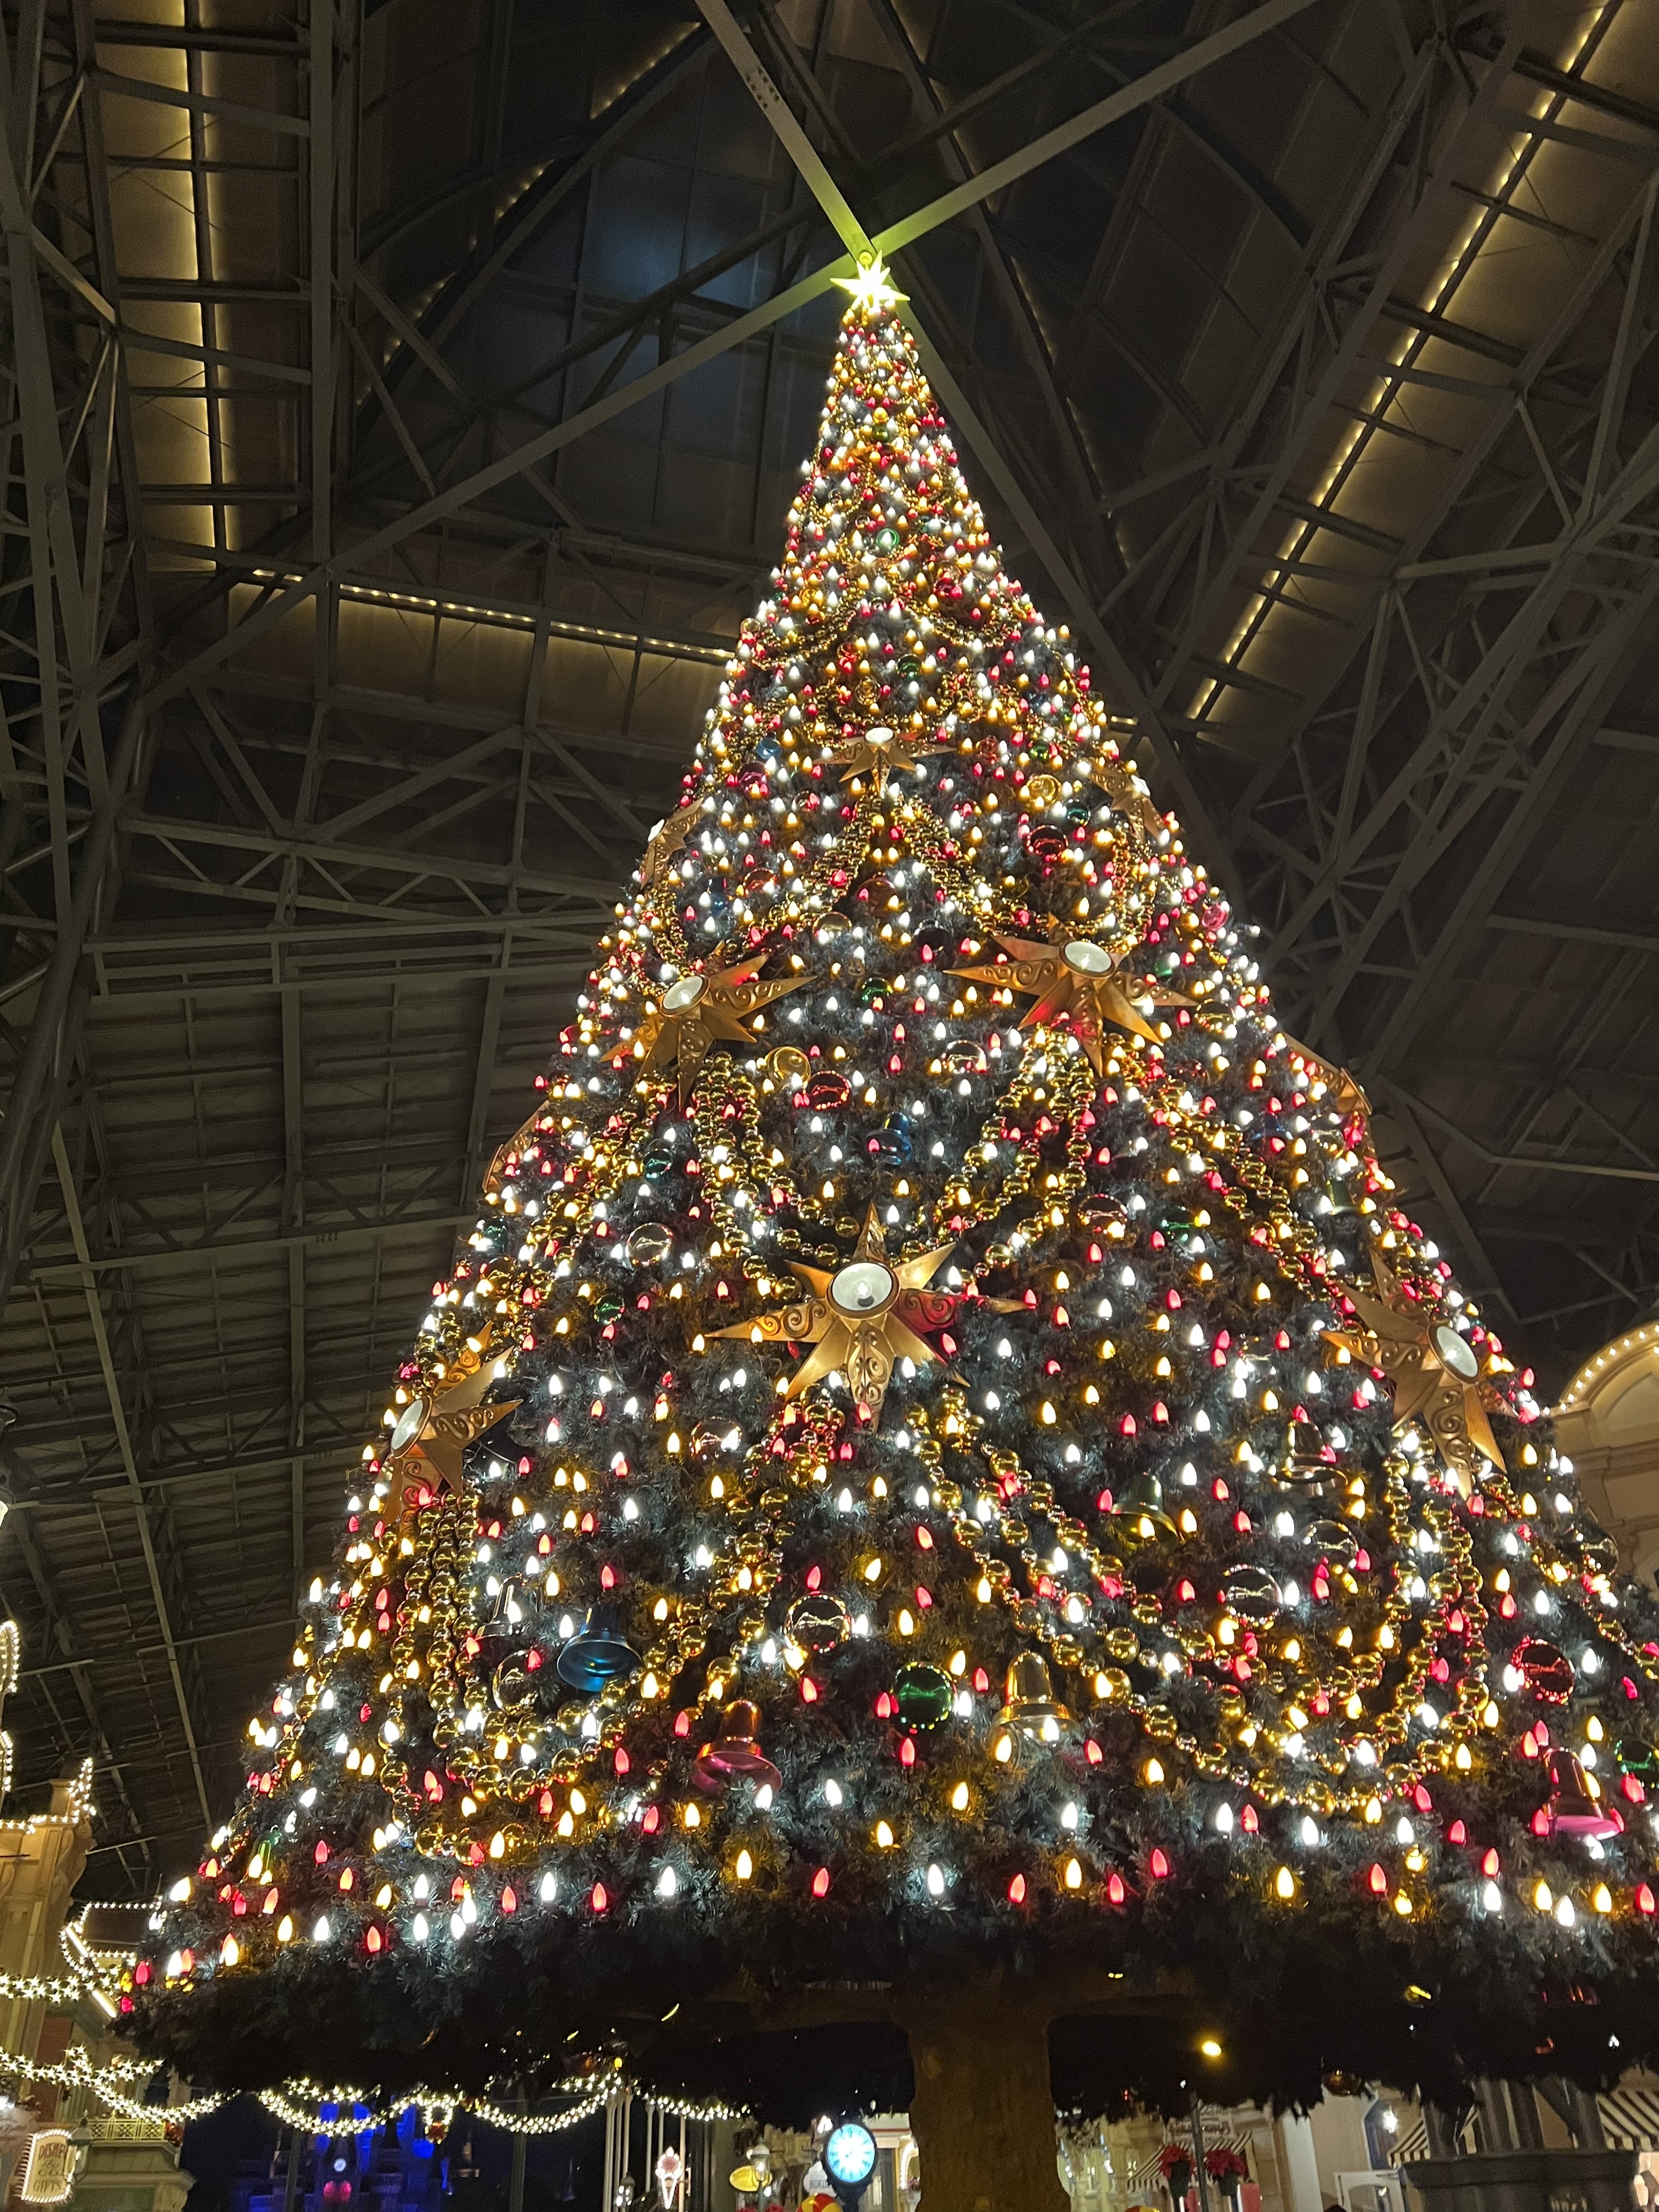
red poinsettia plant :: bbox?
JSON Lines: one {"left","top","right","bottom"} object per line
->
{"left": 1205, "top": 2151, "right": 1249, "bottom": 2185}
{"left": 1159, "top": 2147, "right": 1195, "bottom": 2192}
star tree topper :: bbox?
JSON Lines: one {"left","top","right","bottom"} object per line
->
{"left": 633, "top": 958, "right": 803, "bottom": 1103}
{"left": 714, "top": 1207, "right": 1013, "bottom": 1420}
{"left": 953, "top": 922, "right": 1193, "bottom": 1072}
{"left": 1324, "top": 1254, "right": 1502, "bottom": 1497}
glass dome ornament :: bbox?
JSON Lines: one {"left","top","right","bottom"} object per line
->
{"left": 692, "top": 1699, "right": 782, "bottom": 1793}
{"left": 1221, "top": 1565, "right": 1282, "bottom": 1623}
{"left": 1304, "top": 1518, "right": 1359, "bottom": 1566}
{"left": 893, "top": 1661, "right": 952, "bottom": 1729}
{"left": 1510, "top": 1637, "right": 1575, "bottom": 1704}
{"left": 554, "top": 1603, "right": 641, "bottom": 1692}
{"left": 625, "top": 1222, "right": 674, "bottom": 1266}
{"left": 785, "top": 1591, "right": 852, "bottom": 1653}
{"left": 998, "top": 1652, "right": 1071, "bottom": 1740}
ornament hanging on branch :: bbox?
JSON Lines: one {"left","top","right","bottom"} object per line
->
{"left": 714, "top": 1205, "right": 1012, "bottom": 1420}
{"left": 952, "top": 923, "right": 1193, "bottom": 1070}
{"left": 1324, "top": 1254, "right": 1501, "bottom": 1496}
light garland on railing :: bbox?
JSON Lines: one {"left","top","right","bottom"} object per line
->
{"left": 257, "top": 2068, "right": 748, "bottom": 2137}
{"left": 0, "top": 1972, "right": 104, "bottom": 2007}
{"left": 0, "top": 2027, "right": 748, "bottom": 2141}
{"left": 0, "top": 1898, "right": 744, "bottom": 2139}
{"left": 0, "top": 2041, "right": 223, "bottom": 2125}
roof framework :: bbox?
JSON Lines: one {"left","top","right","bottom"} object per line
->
{"left": 2, "top": 0, "right": 1658, "bottom": 1883}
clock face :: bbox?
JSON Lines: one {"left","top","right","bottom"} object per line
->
{"left": 825, "top": 2125, "right": 877, "bottom": 2188}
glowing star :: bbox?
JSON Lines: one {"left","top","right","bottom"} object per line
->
{"left": 631, "top": 957, "right": 804, "bottom": 1103}
{"left": 713, "top": 1207, "right": 1013, "bottom": 1421}
{"left": 833, "top": 251, "right": 906, "bottom": 313}
{"left": 386, "top": 1338, "right": 521, "bottom": 1497}
{"left": 1324, "top": 1256, "right": 1501, "bottom": 1497}
{"left": 952, "top": 922, "right": 1192, "bottom": 1072}
{"left": 825, "top": 723, "right": 943, "bottom": 788}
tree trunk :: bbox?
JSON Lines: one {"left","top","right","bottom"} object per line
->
{"left": 903, "top": 1986, "right": 1069, "bottom": 2212}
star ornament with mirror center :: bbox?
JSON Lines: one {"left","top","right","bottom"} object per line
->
{"left": 825, "top": 721, "right": 944, "bottom": 789}
{"left": 1324, "top": 1256, "right": 1502, "bottom": 1498}
{"left": 953, "top": 922, "right": 1194, "bottom": 1072}
{"left": 714, "top": 1207, "right": 1017, "bottom": 1421}
{"left": 631, "top": 958, "right": 804, "bottom": 1104}
{"left": 386, "top": 1339, "right": 522, "bottom": 1497}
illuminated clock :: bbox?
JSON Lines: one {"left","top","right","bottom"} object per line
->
{"left": 824, "top": 2121, "right": 878, "bottom": 2200}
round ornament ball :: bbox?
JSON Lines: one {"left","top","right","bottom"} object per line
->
{"left": 893, "top": 1661, "right": 953, "bottom": 1730}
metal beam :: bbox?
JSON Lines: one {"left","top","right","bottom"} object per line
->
{"left": 49, "top": 1125, "right": 212, "bottom": 1822}
{"left": 150, "top": 0, "right": 1330, "bottom": 710}
{"left": 695, "top": 0, "right": 1239, "bottom": 882}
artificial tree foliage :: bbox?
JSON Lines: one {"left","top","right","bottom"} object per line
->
{"left": 129, "top": 273, "right": 1659, "bottom": 2210}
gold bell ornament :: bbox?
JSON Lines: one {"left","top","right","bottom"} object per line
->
{"left": 998, "top": 1652, "right": 1072, "bottom": 1742}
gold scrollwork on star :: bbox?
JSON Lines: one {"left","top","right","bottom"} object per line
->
{"left": 632, "top": 959, "right": 804, "bottom": 1104}
{"left": 713, "top": 1207, "right": 1015, "bottom": 1421}
{"left": 952, "top": 921, "right": 1193, "bottom": 1072}
{"left": 1324, "top": 1256, "right": 1501, "bottom": 1498}
{"left": 639, "top": 800, "right": 702, "bottom": 887}
{"left": 826, "top": 723, "right": 944, "bottom": 788}
{"left": 386, "top": 1335, "right": 522, "bottom": 1497}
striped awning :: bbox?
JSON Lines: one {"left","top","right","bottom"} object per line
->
{"left": 1596, "top": 2087, "right": 1659, "bottom": 2149}
{"left": 1389, "top": 2089, "right": 1659, "bottom": 2164}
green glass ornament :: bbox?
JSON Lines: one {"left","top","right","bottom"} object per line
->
{"left": 894, "top": 1661, "right": 953, "bottom": 1730}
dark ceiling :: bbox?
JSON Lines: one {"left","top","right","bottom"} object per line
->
{"left": 3, "top": 0, "right": 1659, "bottom": 1886}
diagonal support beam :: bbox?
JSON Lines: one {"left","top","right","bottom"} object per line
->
{"left": 695, "top": 0, "right": 1241, "bottom": 884}
{"left": 49, "top": 1126, "right": 212, "bottom": 1823}
{"left": 151, "top": 0, "right": 1328, "bottom": 712}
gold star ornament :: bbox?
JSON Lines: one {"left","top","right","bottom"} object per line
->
{"left": 1282, "top": 1034, "right": 1370, "bottom": 1121}
{"left": 386, "top": 1337, "right": 521, "bottom": 1497}
{"left": 713, "top": 1209, "right": 1014, "bottom": 1421}
{"left": 639, "top": 800, "right": 701, "bottom": 887}
{"left": 952, "top": 923, "right": 1192, "bottom": 1072}
{"left": 632, "top": 958, "right": 803, "bottom": 1103}
{"left": 833, "top": 251, "right": 906, "bottom": 313}
{"left": 1324, "top": 1256, "right": 1500, "bottom": 1497}
{"left": 1082, "top": 751, "right": 1163, "bottom": 839}
{"left": 826, "top": 723, "right": 943, "bottom": 788}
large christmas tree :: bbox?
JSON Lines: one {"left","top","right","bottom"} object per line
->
{"left": 130, "top": 269, "right": 1659, "bottom": 2209}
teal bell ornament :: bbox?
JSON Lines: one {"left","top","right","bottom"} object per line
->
{"left": 555, "top": 1602, "right": 641, "bottom": 1692}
